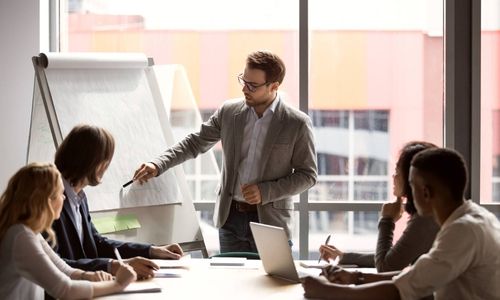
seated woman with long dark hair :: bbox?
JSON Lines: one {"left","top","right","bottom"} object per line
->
{"left": 319, "top": 141, "right": 440, "bottom": 272}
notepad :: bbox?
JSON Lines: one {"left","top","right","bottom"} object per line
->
{"left": 299, "top": 261, "right": 330, "bottom": 269}
{"left": 209, "top": 257, "right": 247, "bottom": 266}
{"left": 119, "top": 281, "right": 161, "bottom": 294}
{"left": 154, "top": 268, "right": 186, "bottom": 278}
{"left": 151, "top": 254, "right": 191, "bottom": 269}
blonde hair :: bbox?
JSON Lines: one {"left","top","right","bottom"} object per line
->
{"left": 0, "top": 162, "right": 61, "bottom": 246}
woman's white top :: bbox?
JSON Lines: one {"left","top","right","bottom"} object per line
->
{"left": 0, "top": 224, "right": 92, "bottom": 299}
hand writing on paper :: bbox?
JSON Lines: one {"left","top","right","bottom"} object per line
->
{"left": 111, "top": 257, "right": 158, "bottom": 280}
{"left": 133, "top": 162, "right": 159, "bottom": 185}
{"left": 241, "top": 184, "right": 262, "bottom": 205}
{"left": 319, "top": 244, "right": 344, "bottom": 263}
{"left": 115, "top": 263, "right": 137, "bottom": 287}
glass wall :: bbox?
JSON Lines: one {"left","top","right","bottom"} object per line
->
{"left": 62, "top": 0, "right": 299, "bottom": 256}
{"left": 481, "top": 0, "right": 500, "bottom": 204}
{"left": 60, "top": 0, "right": 474, "bottom": 257}
{"left": 308, "top": 0, "right": 443, "bottom": 255}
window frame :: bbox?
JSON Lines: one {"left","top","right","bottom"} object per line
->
{"left": 51, "top": 0, "right": 500, "bottom": 259}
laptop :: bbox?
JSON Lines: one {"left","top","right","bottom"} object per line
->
{"left": 250, "top": 222, "right": 309, "bottom": 283}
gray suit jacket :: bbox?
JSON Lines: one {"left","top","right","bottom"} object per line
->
{"left": 152, "top": 96, "right": 317, "bottom": 238}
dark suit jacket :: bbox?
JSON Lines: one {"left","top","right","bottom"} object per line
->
{"left": 52, "top": 193, "right": 151, "bottom": 271}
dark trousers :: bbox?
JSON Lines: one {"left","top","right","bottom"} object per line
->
{"left": 218, "top": 202, "right": 259, "bottom": 253}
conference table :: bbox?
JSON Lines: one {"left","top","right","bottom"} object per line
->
{"left": 96, "top": 258, "right": 376, "bottom": 300}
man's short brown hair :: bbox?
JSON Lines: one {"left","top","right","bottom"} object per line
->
{"left": 55, "top": 124, "right": 115, "bottom": 186}
{"left": 246, "top": 50, "right": 286, "bottom": 84}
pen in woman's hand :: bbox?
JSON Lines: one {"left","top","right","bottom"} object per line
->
{"left": 114, "top": 247, "right": 123, "bottom": 263}
{"left": 318, "top": 234, "right": 332, "bottom": 263}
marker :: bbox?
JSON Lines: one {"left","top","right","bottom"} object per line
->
{"left": 122, "top": 180, "right": 133, "bottom": 188}
{"left": 318, "top": 234, "right": 332, "bottom": 263}
{"left": 113, "top": 247, "right": 123, "bottom": 263}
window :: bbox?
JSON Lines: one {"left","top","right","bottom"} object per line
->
{"left": 60, "top": 0, "right": 452, "bottom": 258}
{"left": 492, "top": 110, "right": 500, "bottom": 203}
{"left": 309, "top": 0, "right": 443, "bottom": 257}
{"left": 481, "top": 0, "right": 500, "bottom": 203}
{"left": 62, "top": 0, "right": 299, "bottom": 256}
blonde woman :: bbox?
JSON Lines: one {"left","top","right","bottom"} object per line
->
{"left": 0, "top": 163, "right": 136, "bottom": 300}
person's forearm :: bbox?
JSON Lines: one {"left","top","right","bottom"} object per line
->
{"left": 90, "top": 281, "right": 124, "bottom": 298}
{"left": 340, "top": 252, "right": 375, "bottom": 267}
{"left": 259, "top": 170, "right": 316, "bottom": 204}
{"left": 358, "top": 271, "right": 400, "bottom": 284}
{"left": 322, "top": 281, "right": 400, "bottom": 300}
{"left": 347, "top": 281, "right": 400, "bottom": 300}
{"left": 375, "top": 218, "right": 396, "bottom": 271}
{"left": 69, "top": 270, "right": 86, "bottom": 280}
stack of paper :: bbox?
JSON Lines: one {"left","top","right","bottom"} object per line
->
{"left": 151, "top": 254, "right": 191, "bottom": 269}
{"left": 119, "top": 281, "right": 161, "bottom": 294}
{"left": 154, "top": 268, "right": 187, "bottom": 278}
{"left": 209, "top": 257, "right": 247, "bottom": 266}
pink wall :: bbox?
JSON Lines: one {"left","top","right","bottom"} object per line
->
{"left": 66, "top": 13, "right": 500, "bottom": 205}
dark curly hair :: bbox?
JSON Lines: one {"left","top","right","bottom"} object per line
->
{"left": 396, "top": 141, "right": 438, "bottom": 215}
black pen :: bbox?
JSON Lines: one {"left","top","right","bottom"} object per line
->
{"left": 122, "top": 179, "right": 133, "bottom": 188}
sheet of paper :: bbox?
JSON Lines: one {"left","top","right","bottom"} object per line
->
{"left": 299, "top": 260, "right": 330, "bottom": 269}
{"left": 119, "top": 281, "right": 161, "bottom": 294}
{"left": 151, "top": 254, "right": 192, "bottom": 269}
{"left": 299, "top": 260, "right": 358, "bottom": 269}
{"left": 209, "top": 257, "right": 247, "bottom": 266}
{"left": 44, "top": 67, "right": 182, "bottom": 211}
{"left": 154, "top": 268, "right": 187, "bottom": 278}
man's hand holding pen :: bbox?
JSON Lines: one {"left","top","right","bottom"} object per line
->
{"left": 111, "top": 257, "right": 159, "bottom": 280}
{"left": 132, "top": 162, "right": 159, "bottom": 185}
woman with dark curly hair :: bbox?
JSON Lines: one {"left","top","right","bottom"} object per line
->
{"left": 319, "top": 141, "right": 440, "bottom": 272}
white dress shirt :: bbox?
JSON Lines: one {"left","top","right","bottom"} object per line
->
{"left": 63, "top": 178, "right": 85, "bottom": 242}
{"left": 0, "top": 224, "right": 92, "bottom": 300}
{"left": 233, "top": 95, "right": 280, "bottom": 201}
{"left": 393, "top": 200, "right": 500, "bottom": 300}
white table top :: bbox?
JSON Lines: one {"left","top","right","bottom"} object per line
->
{"left": 95, "top": 258, "right": 376, "bottom": 300}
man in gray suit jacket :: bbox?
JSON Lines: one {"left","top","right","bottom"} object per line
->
{"left": 133, "top": 50, "right": 317, "bottom": 253}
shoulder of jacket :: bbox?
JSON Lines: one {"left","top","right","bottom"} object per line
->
{"left": 221, "top": 98, "right": 245, "bottom": 109}
{"left": 278, "top": 102, "right": 311, "bottom": 123}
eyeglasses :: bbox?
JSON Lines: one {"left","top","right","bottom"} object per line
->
{"left": 237, "top": 73, "right": 269, "bottom": 92}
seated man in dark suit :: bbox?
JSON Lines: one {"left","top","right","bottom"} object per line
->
{"left": 52, "top": 124, "right": 183, "bottom": 280}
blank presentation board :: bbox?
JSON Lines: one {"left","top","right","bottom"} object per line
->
{"left": 29, "top": 52, "right": 206, "bottom": 255}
